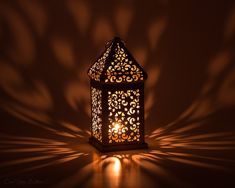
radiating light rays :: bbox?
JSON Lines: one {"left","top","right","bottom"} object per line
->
{"left": 2, "top": 102, "right": 52, "bottom": 127}
{"left": 166, "top": 152, "right": 235, "bottom": 163}
{"left": 0, "top": 0, "right": 92, "bottom": 133}
{"left": 0, "top": 134, "right": 89, "bottom": 178}
{"left": 146, "top": 149, "right": 235, "bottom": 172}
{"left": 167, "top": 157, "right": 226, "bottom": 170}
{"left": 145, "top": 117, "right": 235, "bottom": 173}
{"left": 145, "top": 131, "right": 235, "bottom": 175}
{"left": 57, "top": 121, "right": 90, "bottom": 139}
{"left": 0, "top": 155, "right": 57, "bottom": 168}
{"left": 148, "top": 129, "right": 235, "bottom": 150}
{"left": 52, "top": 125, "right": 235, "bottom": 187}
{"left": 149, "top": 47, "right": 234, "bottom": 135}
{"left": 0, "top": 1, "right": 234, "bottom": 187}
{"left": 10, "top": 152, "right": 85, "bottom": 177}
{"left": 0, "top": 122, "right": 88, "bottom": 176}
{"left": 54, "top": 152, "right": 142, "bottom": 188}
{"left": 0, "top": 119, "right": 90, "bottom": 142}
{"left": 2, "top": 130, "right": 234, "bottom": 188}
{"left": 1, "top": 104, "right": 86, "bottom": 139}
{"left": 0, "top": 0, "right": 165, "bottom": 139}
{"left": 172, "top": 122, "right": 202, "bottom": 134}
{"left": 59, "top": 121, "right": 83, "bottom": 134}
{"left": 55, "top": 150, "right": 193, "bottom": 188}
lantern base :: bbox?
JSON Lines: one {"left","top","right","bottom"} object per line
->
{"left": 89, "top": 137, "right": 148, "bottom": 152}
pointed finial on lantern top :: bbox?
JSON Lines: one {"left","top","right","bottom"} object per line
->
{"left": 113, "top": 36, "right": 121, "bottom": 41}
{"left": 113, "top": 36, "right": 122, "bottom": 43}
{"left": 105, "top": 36, "right": 124, "bottom": 48}
{"left": 88, "top": 37, "right": 147, "bottom": 83}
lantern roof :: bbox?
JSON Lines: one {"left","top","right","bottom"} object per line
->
{"left": 88, "top": 37, "right": 147, "bottom": 83}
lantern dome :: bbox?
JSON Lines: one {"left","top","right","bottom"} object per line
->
{"left": 88, "top": 37, "right": 147, "bottom": 83}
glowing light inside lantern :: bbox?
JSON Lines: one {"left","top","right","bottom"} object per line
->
{"left": 88, "top": 37, "right": 148, "bottom": 151}
{"left": 113, "top": 122, "right": 122, "bottom": 135}
{"left": 114, "top": 123, "right": 121, "bottom": 130}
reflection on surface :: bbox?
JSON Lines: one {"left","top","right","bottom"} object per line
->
{"left": 1, "top": 124, "right": 235, "bottom": 188}
{"left": 0, "top": 0, "right": 235, "bottom": 187}
{"left": 53, "top": 129, "right": 235, "bottom": 188}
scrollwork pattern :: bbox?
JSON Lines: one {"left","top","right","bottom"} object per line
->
{"left": 88, "top": 42, "right": 145, "bottom": 83}
{"left": 105, "top": 43, "right": 144, "bottom": 83}
{"left": 88, "top": 45, "right": 112, "bottom": 81}
{"left": 91, "top": 87, "right": 102, "bottom": 142}
{"left": 108, "top": 89, "right": 141, "bottom": 143}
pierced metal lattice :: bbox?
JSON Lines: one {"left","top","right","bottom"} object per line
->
{"left": 88, "top": 37, "right": 148, "bottom": 152}
{"left": 88, "top": 45, "right": 112, "bottom": 81}
{"left": 91, "top": 87, "right": 102, "bottom": 142}
{"left": 108, "top": 89, "right": 141, "bottom": 143}
{"left": 105, "top": 43, "right": 144, "bottom": 83}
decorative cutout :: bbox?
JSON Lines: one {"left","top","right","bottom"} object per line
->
{"left": 88, "top": 45, "right": 112, "bottom": 81}
{"left": 88, "top": 38, "right": 146, "bottom": 83}
{"left": 105, "top": 43, "right": 144, "bottom": 83}
{"left": 108, "top": 89, "right": 141, "bottom": 143}
{"left": 88, "top": 37, "right": 148, "bottom": 152}
{"left": 91, "top": 87, "right": 102, "bottom": 142}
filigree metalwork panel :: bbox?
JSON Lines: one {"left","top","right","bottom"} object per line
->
{"left": 105, "top": 43, "right": 144, "bottom": 83}
{"left": 91, "top": 87, "right": 102, "bottom": 142}
{"left": 108, "top": 89, "right": 141, "bottom": 143}
{"left": 88, "top": 44, "right": 112, "bottom": 81}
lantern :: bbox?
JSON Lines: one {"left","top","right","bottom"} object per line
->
{"left": 88, "top": 37, "right": 148, "bottom": 152}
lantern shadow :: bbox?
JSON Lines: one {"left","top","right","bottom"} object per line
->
{"left": 1, "top": 116, "right": 235, "bottom": 188}
{"left": 53, "top": 127, "right": 235, "bottom": 188}
{"left": 0, "top": 0, "right": 235, "bottom": 187}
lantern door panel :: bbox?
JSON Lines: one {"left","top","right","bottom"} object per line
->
{"left": 107, "top": 88, "right": 142, "bottom": 144}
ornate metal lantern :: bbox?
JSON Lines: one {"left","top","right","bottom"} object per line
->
{"left": 88, "top": 37, "right": 148, "bottom": 152}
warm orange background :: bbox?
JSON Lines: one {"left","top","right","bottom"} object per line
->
{"left": 0, "top": 1, "right": 235, "bottom": 187}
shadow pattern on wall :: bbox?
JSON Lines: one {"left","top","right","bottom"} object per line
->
{"left": 0, "top": 0, "right": 235, "bottom": 187}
